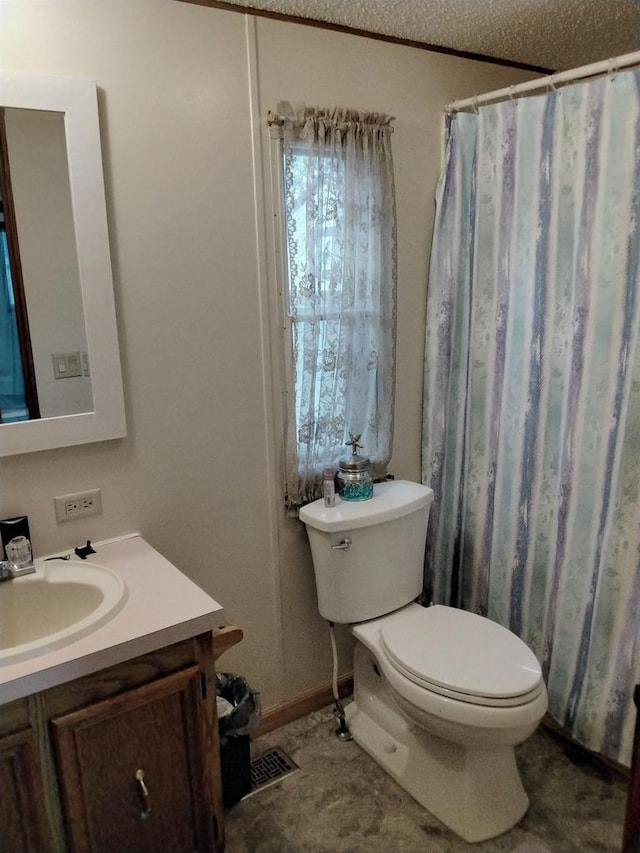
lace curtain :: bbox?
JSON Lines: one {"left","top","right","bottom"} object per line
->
{"left": 269, "top": 103, "right": 397, "bottom": 507}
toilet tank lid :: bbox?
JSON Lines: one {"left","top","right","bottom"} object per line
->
{"left": 299, "top": 480, "right": 433, "bottom": 532}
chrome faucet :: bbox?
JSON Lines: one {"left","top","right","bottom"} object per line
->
{"left": 0, "top": 558, "right": 36, "bottom": 581}
{"left": 0, "top": 519, "right": 36, "bottom": 580}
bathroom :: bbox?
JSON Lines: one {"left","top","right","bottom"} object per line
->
{"left": 0, "top": 0, "right": 638, "bottom": 850}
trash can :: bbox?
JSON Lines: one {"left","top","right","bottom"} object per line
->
{"left": 216, "top": 672, "right": 261, "bottom": 808}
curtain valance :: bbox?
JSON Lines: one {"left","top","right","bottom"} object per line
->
{"left": 267, "top": 101, "right": 394, "bottom": 143}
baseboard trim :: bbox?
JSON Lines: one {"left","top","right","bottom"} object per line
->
{"left": 254, "top": 673, "right": 353, "bottom": 738}
{"left": 541, "top": 714, "right": 629, "bottom": 778}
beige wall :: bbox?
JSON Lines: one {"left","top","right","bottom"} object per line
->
{"left": 0, "top": 0, "right": 536, "bottom": 707}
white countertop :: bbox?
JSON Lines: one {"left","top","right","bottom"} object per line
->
{"left": 0, "top": 534, "right": 225, "bottom": 705}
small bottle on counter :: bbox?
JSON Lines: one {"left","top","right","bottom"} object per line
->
{"left": 323, "top": 468, "right": 337, "bottom": 507}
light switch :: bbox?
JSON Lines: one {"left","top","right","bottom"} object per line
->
{"left": 67, "top": 352, "right": 81, "bottom": 374}
{"left": 52, "top": 351, "right": 83, "bottom": 379}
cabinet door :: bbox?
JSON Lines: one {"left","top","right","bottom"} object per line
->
{"left": 51, "top": 666, "right": 214, "bottom": 853}
{"left": 623, "top": 684, "right": 640, "bottom": 853}
{"left": 0, "top": 728, "right": 51, "bottom": 853}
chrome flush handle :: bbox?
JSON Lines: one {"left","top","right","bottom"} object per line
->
{"left": 331, "top": 538, "right": 352, "bottom": 550}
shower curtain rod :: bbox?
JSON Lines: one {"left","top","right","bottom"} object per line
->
{"left": 447, "top": 49, "right": 640, "bottom": 113}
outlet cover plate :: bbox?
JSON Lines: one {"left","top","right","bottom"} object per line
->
{"left": 54, "top": 489, "right": 102, "bottom": 523}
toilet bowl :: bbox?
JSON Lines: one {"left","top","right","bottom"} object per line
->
{"left": 345, "top": 602, "right": 547, "bottom": 842}
{"left": 299, "top": 480, "right": 548, "bottom": 843}
{"left": 356, "top": 602, "right": 547, "bottom": 737}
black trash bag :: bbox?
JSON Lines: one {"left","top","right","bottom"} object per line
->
{"left": 216, "top": 672, "right": 261, "bottom": 809}
{"left": 216, "top": 672, "right": 261, "bottom": 745}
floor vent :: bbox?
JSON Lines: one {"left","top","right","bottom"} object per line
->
{"left": 244, "top": 746, "right": 300, "bottom": 798}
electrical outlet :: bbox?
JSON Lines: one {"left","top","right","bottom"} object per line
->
{"left": 54, "top": 489, "right": 102, "bottom": 523}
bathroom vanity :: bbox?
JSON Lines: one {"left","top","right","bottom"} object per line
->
{"left": 0, "top": 535, "right": 239, "bottom": 852}
{"left": 623, "top": 685, "right": 640, "bottom": 853}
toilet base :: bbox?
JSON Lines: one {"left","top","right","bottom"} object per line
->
{"left": 347, "top": 645, "right": 529, "bottom": 843}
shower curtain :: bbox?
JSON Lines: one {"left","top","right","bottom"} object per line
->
{"left": 422, "top": 68, "right": 640, "bottom": 767}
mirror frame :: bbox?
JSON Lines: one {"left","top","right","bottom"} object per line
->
{"left": 0, "top": 71, "right": 125, "bottom": 456}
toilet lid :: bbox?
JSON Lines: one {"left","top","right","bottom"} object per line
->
{"left": 380, "top": 605, "right": 542, "bottom": 702}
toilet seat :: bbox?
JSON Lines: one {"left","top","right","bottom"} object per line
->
{"left": 379, "top": 604, "right": 544, "bottom": 709}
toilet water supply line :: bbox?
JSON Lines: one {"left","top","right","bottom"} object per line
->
{"left": 329, "top": 622, "right": 352, "bottom": 740}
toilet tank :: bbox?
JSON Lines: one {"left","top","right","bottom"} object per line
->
{"left": 299, "top": 480, "right": 434, "bottom": 624}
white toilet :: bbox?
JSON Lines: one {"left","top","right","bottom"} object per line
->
{"left": 299, "top": 479, "right": 548, "bottom": 843}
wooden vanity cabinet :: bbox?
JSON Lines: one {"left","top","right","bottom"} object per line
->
{"left": 51, "top": 666, "right": 212, "bottom": 853}
{"left": 623, "top": 684, "right": 640, "bottom": 853}
{"left": 0, "top": 627, "right": 242, "bottom": 853}
{"left": 0, "top": 724, "right": 51, "bottom": 853}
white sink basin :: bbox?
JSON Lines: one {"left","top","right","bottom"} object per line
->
{"left": 0, "top": 560, "right": 127, "bottom": 666}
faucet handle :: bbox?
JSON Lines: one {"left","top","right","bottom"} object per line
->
{"left": 74, "top": 540, "right": 96, "bottom": 560}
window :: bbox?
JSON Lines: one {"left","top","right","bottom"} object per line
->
{"left": 271, "top": 104, "right": 397, "bottom": 506}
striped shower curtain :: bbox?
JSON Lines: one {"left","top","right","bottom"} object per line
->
{"left": 422, "top": 69, "right": 640, "bottom": 766}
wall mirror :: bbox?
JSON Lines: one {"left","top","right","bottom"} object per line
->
{"left": 0, "top": 71, "right": 125, "bottom": 456}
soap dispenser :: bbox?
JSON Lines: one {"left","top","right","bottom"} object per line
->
{"left": 336, "top": 433, "right": 373, "bottom": 501}
{"left": 322, "top": 468, "right": 337, "bottom": 507}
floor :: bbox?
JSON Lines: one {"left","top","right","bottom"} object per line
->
{"left": 224, "top": 704, "right": 628, "bottom": 853}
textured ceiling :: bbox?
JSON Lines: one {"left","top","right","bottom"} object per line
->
{"left": 218, "top": 0, "right": 640, "bottom": 71}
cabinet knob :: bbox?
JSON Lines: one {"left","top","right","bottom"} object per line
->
{"left": 135, "top": 768, "right": 152, "bottom": 819}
